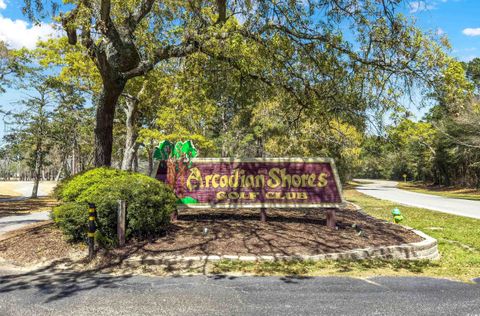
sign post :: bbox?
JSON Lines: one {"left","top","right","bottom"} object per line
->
{"left": 260, "top": 207, "right": 267, "bottom": 222}
{"left": 87, "top": 203, "right": 96, "bottom": 260}
{"left": 326, "top": 209, "right": 337, "bottom": 229}
{"left": 117, "top": 200, "right": 126, "bottom": 247}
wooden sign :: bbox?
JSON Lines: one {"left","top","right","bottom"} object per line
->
{"left": 152, "top": 158, "right": 344, "bottom": 209}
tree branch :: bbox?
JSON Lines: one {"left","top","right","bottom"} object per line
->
{"left": 100, "top": 0, "right": 111, "bottom": 23}
{"left": 60, "top": 7, "right": 79, "bottom": 45}
{"left": 216, "top": 0, "right": 227, "bottom": 24}
{"left": 121, "top": 42, "right": 199, "bottom": 79}
{"left": 128, "top": 0, "right": 156, "bottom": 30}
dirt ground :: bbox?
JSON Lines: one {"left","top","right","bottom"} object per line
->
{"left": 0, "top": 222, "right": 84, "bottom": 265}
{"left": 0, "top": 207, "right": 422, "bottom": 267}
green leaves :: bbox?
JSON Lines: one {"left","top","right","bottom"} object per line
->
{"left": 53, "top": 167, "right": 176, "bottom": 243}
{"left": 154, "top": 140, "right": 198, "bottom": 163}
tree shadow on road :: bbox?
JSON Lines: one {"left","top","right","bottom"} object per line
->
{"left": 0, "top": 259, "right": 132, "bottom": 303}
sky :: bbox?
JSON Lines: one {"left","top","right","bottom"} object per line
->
{"left": 0, "top": 0, "right": 480, "bottom": 139}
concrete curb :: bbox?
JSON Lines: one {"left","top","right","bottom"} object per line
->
{"left": 124, "top": 203, "right": 440, "bottom": 266}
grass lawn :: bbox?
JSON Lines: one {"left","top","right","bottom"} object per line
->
{"left": 0, "top": 182, "right": 22, "bottom": 198}
{"left": 213, "top": 189, "right": 480, "bottom": 282}
{"left": 398, "top": 182, "right": 480, "bottom": 201}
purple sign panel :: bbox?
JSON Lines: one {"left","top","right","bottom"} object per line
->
{"left": 153, "top": 158, "right": 344, "bottom": 208}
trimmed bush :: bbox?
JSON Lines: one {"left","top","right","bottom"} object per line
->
{"left": 53, "top": 167, "right": 125, "bottom": 202}
{"left": 52, "top": 203, "right": 88, "bottom": 242}
{"left": 52, "top": 168, "right": 176, "bottom": 245}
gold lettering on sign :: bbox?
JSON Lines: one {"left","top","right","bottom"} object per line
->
{"left": 186, "top": 166, "right": 333, "bottom": 191}
{"left": 205, "top": 174, "right": 213, "bottom": 188}
{"left": 186, "top": 167, "right": 203, "bottom": 191}
{"left": 229, "top": 169, "right": 240, "bottom": 187}
{"left": 212, "top": 174, "right": 220, "bottom": 188}
{"left": 216, "top": 191, "right": 227, "bottom": 200}
{"left": 267, "top": 168, "right": 281, "bottom": 188}
{"left": 317, "top": 172, "right": 329, "bottom": 187}
{"left": 292, "top": 175, "right": 302, "bottom": 188}
{"left": 280, "top": 168, "right": 291, "bottom": 188}
{"left": 220, "top": 175, "right": 229, "bottom": 188}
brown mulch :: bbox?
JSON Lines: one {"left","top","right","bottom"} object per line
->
{"left": 113, "top": 207, "right": 422, "bottom": 258}
{"left": 0, "top": 208, "right": 423, "bottom": 266}
{"left": 0, "top": 197, "right": 59, "bottom": 218}
{"left": 0, "top": 222, "right": 84, "bottom": 265}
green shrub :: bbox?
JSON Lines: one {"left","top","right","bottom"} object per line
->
{"left": 52, "top": 168, "right": 176, "bottom": 245}
{"left": 52, "top": 203, "right": 88, "bottom": 242}
{"left": 53, "top": 167, "right": 125, "bottom": 202}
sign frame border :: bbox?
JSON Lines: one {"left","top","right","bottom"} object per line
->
{"left": 151, "top": 157, "right": 345, "bottom": 209}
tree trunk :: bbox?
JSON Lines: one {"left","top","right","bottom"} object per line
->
{"left": 147, "top": 145, "right": 154, "bottom": 176}
{"left": 133, "top": 151, "right": 139, "bottom": 172}
{"left": 121, "top": 81, "right": 147, "bottom": 171}
{"left": 120, "top": 96, "right": 139, "bottom": 170}
{"left": 72, "top": 145, "right": 76, "bottom": 175}
{"left": 94, "top": 80, "right": 126, "bottom": 167}
{"left": 54, "top": 165, "right": 63, "bottom": 182}
{"left": 31, "top": 140, "right": 43, "bottom": 198}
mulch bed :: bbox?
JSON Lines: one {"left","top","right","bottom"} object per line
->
{"left": 0, "top": 221, "right": 84, "bottom": 265}
{"left": 0, "top": 207, "right": 422, "bottom": 266}
{"left": 113, "top": 207, "right": 422, "bottom": 258}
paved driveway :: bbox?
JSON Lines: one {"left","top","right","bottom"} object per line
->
{"left": 0, "top": 212, "right": 51, "bottom": 237}
{"left": 0, "top": 270, "right": 479, "bottom": 315}
{"left": 355, "top": 179, "right": 480, "bottom": 219}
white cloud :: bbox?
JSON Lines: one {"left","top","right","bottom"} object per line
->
{"left": 0, "top": 15, "right": 58, "bottom": 49}
{"left": 409, "top": 1, "right": 436, "bottom": 13}
{"left": 460, "top": 55, "right": 477, "bottom": 62}
{"left": 462, "top": 28, "right": 480, "bottom": 36}
{"left": 0, "top": 1, "right": 6, "bottom": 10}
{"left": 436, "top": 28, "right": 445, "bottom": 35}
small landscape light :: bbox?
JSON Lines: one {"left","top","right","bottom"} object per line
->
{"left": 352, "top": 223, "right": 364, "bottom": 236}
{"left": 391, "top": 208, "right": 404, "bottom": 224}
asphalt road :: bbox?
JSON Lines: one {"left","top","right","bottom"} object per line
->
{"left": 355, "top": 179, "right": 480, "bottom": 219}
{"left": 0, "top": 269, "right": 479, "bottom": 316}
{"left": 0, "top": 211, "right": 50, "bottom": 236}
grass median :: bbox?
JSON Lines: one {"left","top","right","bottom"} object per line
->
{"left": 398, "top": 182, "right": 480, "bottom": 201}
{"left": 213, "top": 189, "right": 480, "bottom": 282}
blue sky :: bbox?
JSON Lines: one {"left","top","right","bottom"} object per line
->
{"left": 0, "top": 0, "right": 479, "bottom": 140}
{"left": 407, "top": 0, "right": 480, "bottom": 62}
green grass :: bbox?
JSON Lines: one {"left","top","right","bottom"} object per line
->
{"left": 398, "top": 182, "right": 480, "bottom": 201}
{"left": 212, "top": 189, "right": 480, "bottom": 282}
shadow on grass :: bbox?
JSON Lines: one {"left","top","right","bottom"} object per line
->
{"left": 333, "top": 259, "right": 439, "bottom": 273}
{"left": 0, "top": 197, "right": 58, "bottom": 218}
{"left": 212, "top": 258, "right": 440, "bottom": 276}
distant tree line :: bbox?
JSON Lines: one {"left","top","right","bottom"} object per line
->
{"left": 358, "top": 58, "right": 480, "bottom": 187}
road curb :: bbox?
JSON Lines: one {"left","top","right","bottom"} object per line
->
{"left": 124, "top": 203, "right": 440, "bottom": 266}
